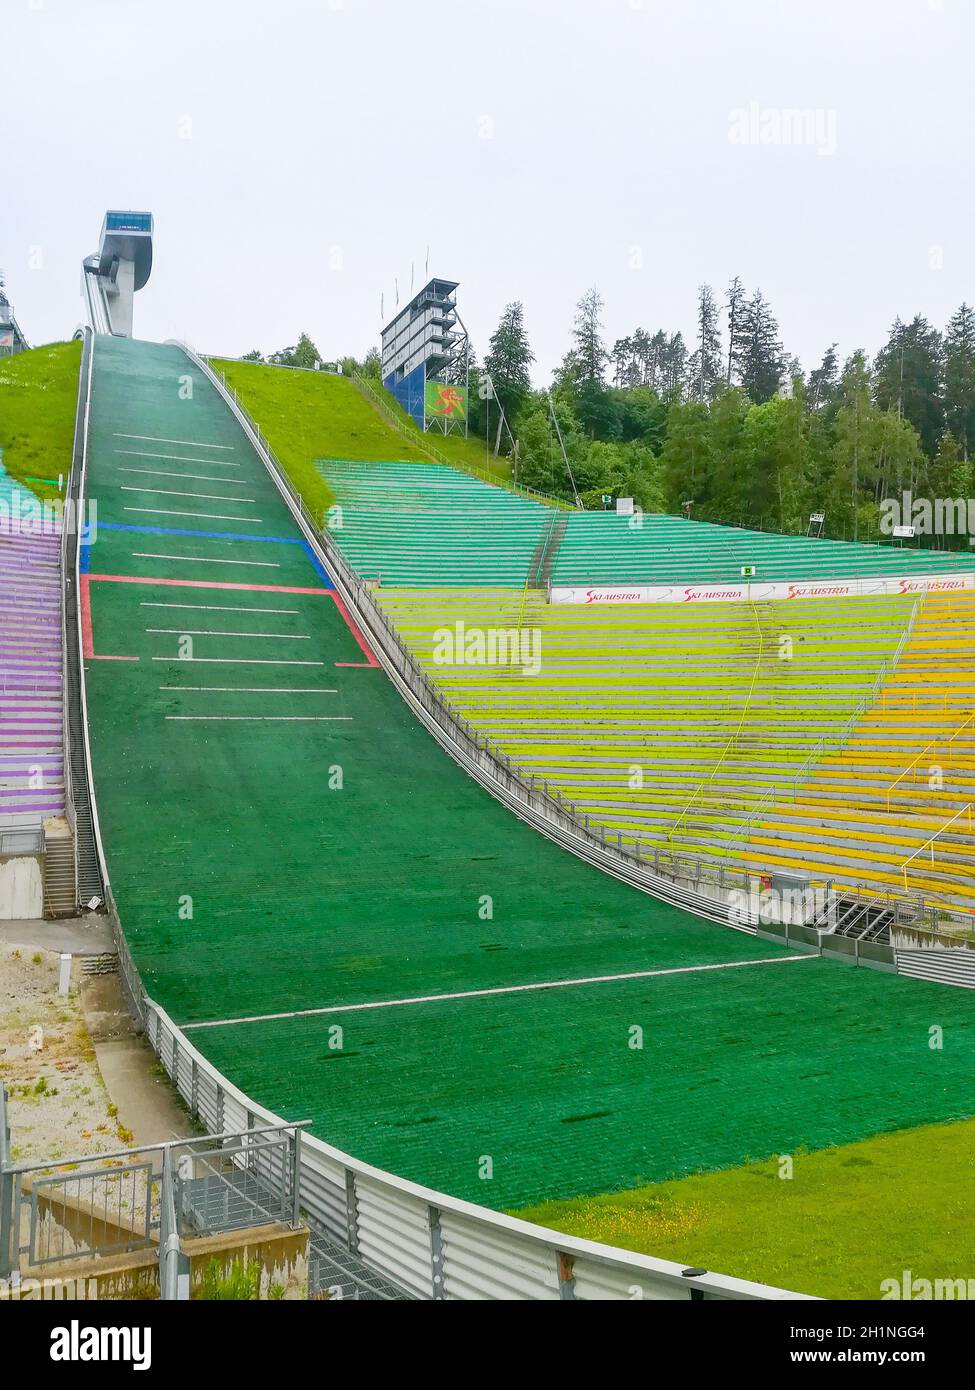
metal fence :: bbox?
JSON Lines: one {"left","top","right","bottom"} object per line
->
{"left": 0, "top": 825, "right": 44, "bottom": 858}
{"left": 0, "top": 1081, "right": 305, "bottom": 1288}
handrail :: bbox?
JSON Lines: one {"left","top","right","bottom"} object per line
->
{"left": 885, "top": 710, "right": 975, "bottom": 813}
{"left": 69, "top": 331, "right": 111, "bottom": 901}
{"left": 898, "top": 802, "right": 974, "bottom": 891}
{"left": 667, "top": 601, "right": 767, "bottom": 842}
{"left": 737, "top": 591, "right": 923, "bottom": 839}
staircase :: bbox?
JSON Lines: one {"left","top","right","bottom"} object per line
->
{"left": 43, "top": 820, "right": 76, "bottom": 916}
{"left": 0, "top": 473, "right": 67, "bottom": 835}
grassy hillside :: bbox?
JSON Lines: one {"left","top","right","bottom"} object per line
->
{"left": 0, "top": 340, "right": 81, "bottom": 502}
{"left": 516, "top": 1114, "right": 975, "bottom": 1299}
{"left": 208, "top": 359, "right": 524, "bottom": 514}
{"left": 353, "top": 372, "right": 516, "bottom": 485}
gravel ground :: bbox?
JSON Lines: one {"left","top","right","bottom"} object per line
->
{"left": 0, "top": 942, "right": 133, "bottom": 1167}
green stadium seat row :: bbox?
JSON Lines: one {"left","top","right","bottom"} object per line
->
{"left": 318, "top": 458, "right": 975, "bottom": 591}
{"left": 553, "top": 512, "right": 975, "bottom": 586}
{"left": 318, "top": 458, "right": 550, "bottom": 586}
{"left": 377, "top": 587, "right": 935, "bottom": 883}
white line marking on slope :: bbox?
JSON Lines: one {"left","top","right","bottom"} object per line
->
{"left": 114, "top": 433, "right": 235, "bottom": 450}
{"left": 118, "top": 467, "right": 252, "bottom": 484}
{"left": 121, "top": 486, "right": 257, "bottom": 503}
{"left": 146, "top": 628, "right": 310, "bottom": 639}
{"left": 166, "top": 716, "right": 351, "bottom": 722}
{"left": 125, "top": 508, "right": 264, "bottom": 523}
{"left": 142, "top": 603, "right": 299, "bottom": 614}
{"left": 132, "top": 553, "right": 279, "bottom": 567}
{"left": 160, "top": 686, "right": 337, "bottom": 693}
{"left": 115, "top": 450, "right": 240, "bottom": 466}
{"left": 183, "top": 954, "right": 818, "bottom": 1031}
{"left": 151, "top": 657, "right": 325, "bottom": 666}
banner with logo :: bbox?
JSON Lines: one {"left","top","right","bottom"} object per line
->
{"left": 550, "top": 572, "right": 975, "bottom": 605}
{"left": 424, "top": 380, "right": 467, "bottom": 421}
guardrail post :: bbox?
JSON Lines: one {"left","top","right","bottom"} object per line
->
{"left": 291, "top": 1130, "right": 302, "bottom": 1228}
{"left": 0, "top": 1086, "right": 14, "bottom": 1279}
{"left": 428, "top": 1205, "right": 446, "bottom": 1299}
{"left": 557, "top": 1251, "right": 577, "bottom": 1299}
{"left": 345, "top": 1170, "right": 359, "bottom": 1255}
{"left": 190, "top": 1059, "right": 199, "bottom": 1119}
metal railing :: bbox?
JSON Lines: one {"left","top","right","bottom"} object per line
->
{"left": 1, "top": 1080, "right": 305, "bottom": 1286}
{"left": 898, "top": 802, "right": 974, "bottom": 892}
{"left": 0, "top": 826, "right": 45, "bottom": 858}
{"left": 667, "top": 601, "right": 767, "bottom": 843}
{"left": 111, "top": 985, "right": 811, "bottom": 1300}
{"left": 62, "top": 325, "right": 105, "bottom": 908}
{"left": 736, "top": 593, "right": 924, "bottom": 839}
{"left": 885, "top": 711, "right": 975, "bottom": 813}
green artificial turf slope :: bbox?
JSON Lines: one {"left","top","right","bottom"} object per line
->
{"left": 83, "top": 336, "right": 975, "bottom": 1223}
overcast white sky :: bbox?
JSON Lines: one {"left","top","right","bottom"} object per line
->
{"left": 2, "top": 0, "right": 971, "bottom": 382}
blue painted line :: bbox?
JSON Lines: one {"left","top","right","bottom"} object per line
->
{"left": 82, "top": 522, "right": 334, "bottom": 589}
{"left": 300, "top": 539, "right": 334, "bottom": 590}
{"left": 96, "top": 522, "right": 303, "bottom": 545}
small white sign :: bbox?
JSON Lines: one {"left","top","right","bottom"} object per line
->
{"left": 615, "top": 496, "right": 634, "bottom": 516}
{"left": 892, "top": 525, "right": 916, "bottom": 539}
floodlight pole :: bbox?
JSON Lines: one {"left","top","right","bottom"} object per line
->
{"left": 548, "top": 393, "right": 582, "bottom": 509}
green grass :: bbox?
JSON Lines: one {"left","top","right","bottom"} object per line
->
{"left": 0, "top": 340, "right": 80, "bottom": 502}
{"left": 514, "top": 1114, "right": 975, "bottom": 1298}
{"left": 210, "top": 358, "right": 434, "bottom": 514}
{"left": 210, "top": 358, "right": 527, "bottom": 504}
{"left": 358, "top": 374, "right": 517, "bottom": 485}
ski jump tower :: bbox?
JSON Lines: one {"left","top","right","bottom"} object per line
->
{"left": 381, "top": 277, "right": 470, "bottom": 436}
{"left": 83, "top": 211, "right": 153, "bottom": 336}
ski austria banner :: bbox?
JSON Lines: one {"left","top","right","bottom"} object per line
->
{"left": 550, "top": 572, "right": 975, "bottom": 605}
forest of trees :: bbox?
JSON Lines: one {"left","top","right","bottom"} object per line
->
{"left": 294, "top": 280, "right": 975, "bottom": 547}
{"left": 477, "top": 282, "right": 975, "bottom": 546}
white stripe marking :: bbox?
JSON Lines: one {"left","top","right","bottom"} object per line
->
{"left": 125, "top": 508, "right": 264, "bottom": 523}
{"left": 114, "top": 433, "right": 235, "bottom": 450}
{"left": 142, "top": 603, "right": 299, "bottom": 614}
{"left": 132, "top": 553, "right": 278, "bottom": 567}
{"left": 116, "top": 449, "right": 240, "bottom": 465}
{"left": 147, "top": 628, "right": 309, "bottom": 639}
{"left": 183, "top": 954, "right": 817, "bottom": 1031}
{"left": 152, "top": 657, "right": 325, "bottom": 666}
{"left": 160, "top": 686, "right": 337, "bottom": 693}
{"left": 121, "top": 486, "right": 257, "bottom": 502}
{"left": 118, "top": 467, "right": 252, "bottom": 484}
{"left": 166, "top": 715, "right": 351, "bottom": 722}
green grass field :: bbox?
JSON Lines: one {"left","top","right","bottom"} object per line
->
{"left": 209, "top": 358, "right": 520, "bottom": 499}
{"left": 0, "top": 340, "right": 80, "bottom": 502}
{"left": 515, "top": 1114, "right": 975, "bottom": 1299}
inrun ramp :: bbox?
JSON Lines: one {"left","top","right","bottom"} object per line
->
{"left": 81, "top": 338, "right": 975, "bottom": 1212}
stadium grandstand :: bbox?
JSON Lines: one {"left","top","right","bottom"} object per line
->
{"left": 317, "top": 459, "right": 975, "bottom": 918}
